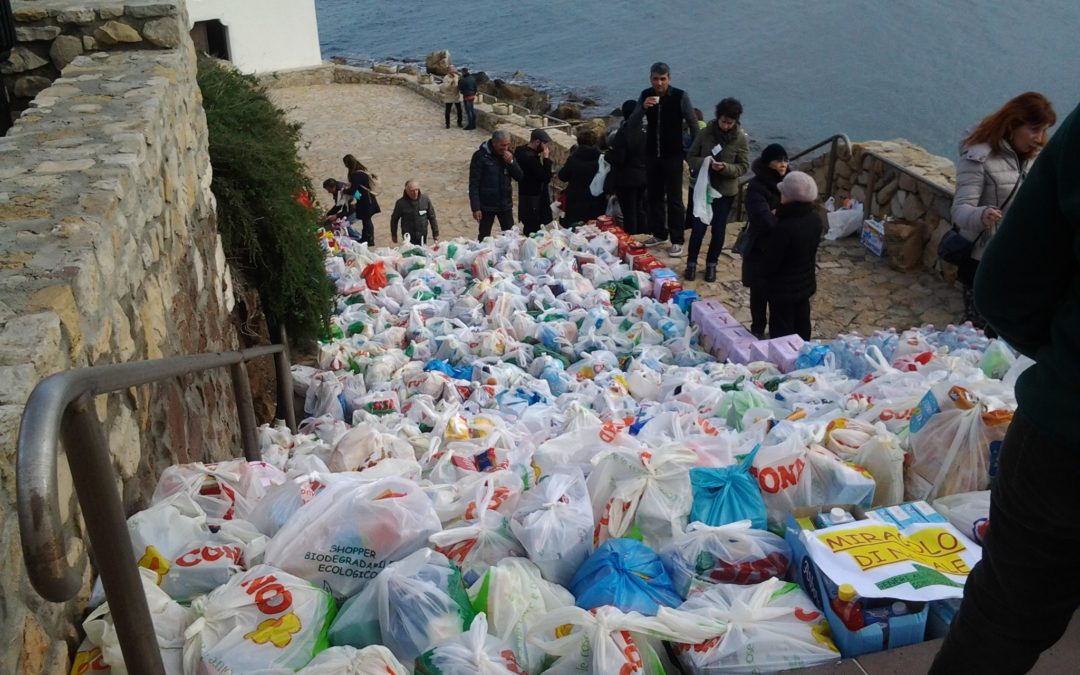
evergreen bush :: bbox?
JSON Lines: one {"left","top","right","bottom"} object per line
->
{"left": 196, "top": 56, "right": 333, "bottom": 342}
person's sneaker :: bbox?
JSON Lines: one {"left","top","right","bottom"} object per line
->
{"left": 642, "top": 236, "right": 663, "bottom": 247}
{"left": 669, "top": 244, "right": 684, "bottom": 257}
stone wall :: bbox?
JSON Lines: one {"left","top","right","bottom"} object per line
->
{"left": 800, "top": 139, "right": 960, "bottom": 273}
{"left": 0, "top": 2, "right": 246, "bottom": 672}
{"left": 3, "top": 0, "right": 183, "bottom": 122}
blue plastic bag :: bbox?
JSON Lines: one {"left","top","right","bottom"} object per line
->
{"left": 570, "top": 538, "right": 682, "bottom": 615}
{"left": 424, "top": 359, "right": 472, "bottom": 381}
{"left": 689, "top": 445, "right": 767, "bottom": 530}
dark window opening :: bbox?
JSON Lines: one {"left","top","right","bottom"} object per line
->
{"left": 191, "top": 19, "right": 230, "bottom": 61}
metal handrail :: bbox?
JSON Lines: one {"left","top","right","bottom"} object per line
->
{"left": 17, "top": 338, "right": 297, "bottom": 674}
{"left": 733, "top": 133, "right": 852, "bottom": 222}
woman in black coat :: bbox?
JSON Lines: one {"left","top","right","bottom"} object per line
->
{"left": 343, "top": 154, "right": 381, "bottom": 246}
{"left": 741, "top": 144, "right": 788, "bottom": 337}
{"left": 606, "top": 99, "right": 648, "bottom": 234}
{"left": 557, "top": 128, "right": 607, "bottom": 226}
{"left": 760, "top": 170, "right": 823, "bottom": 341}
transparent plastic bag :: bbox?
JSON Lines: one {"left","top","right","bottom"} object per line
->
{"left": 509, "top": 470, "right": 593, "bottom": 586}
{"left": 328, "top": 548, "right": 474, "bottom": 664}
{"left": 660, "top": 521, "right": 791, "bottom": 597}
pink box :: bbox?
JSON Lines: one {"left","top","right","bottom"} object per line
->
{"left": 707, "top": 324, "right": 756, "bottom": 361}
{"left": 768, "top": 334, "right": 806, "bottom": 372}
{"left": 724, "top": 338, "right": 757, "bottom": 364}
{"left": 691, "top": 299, "right": 728, "bottom": 324}
{"left": 749, "top": 340, "right": 772, "bottom": 363}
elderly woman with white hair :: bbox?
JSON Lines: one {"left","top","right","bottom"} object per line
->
{"left": 758, "top": 171, "right": 824, "bottom": 340}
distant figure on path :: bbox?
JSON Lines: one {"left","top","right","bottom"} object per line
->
{"left": 741, "top": 143, "right": 789, "bottom": 338}
{"left": 684, "top": 97, "right": 750, "bottom": 282}
{"left": 628, "top": 62, "right": 699, "bottom": 256}
{"left": 343, "top": 154, "right": 380, "bottom": 246}
{"left": 558, "top": 128, "right": 608, "bottom": 227}
{"left": 760, "top": 171, "right": 822, "bottom": 341}
{"left": 950, "top": 91, "right": 1056, "bottom": 335}
{"left": 390, "top": 180, "right": 439, "bottom": 245}
{"left": 606, "top": 99, "right": 648, "bottom": 234}
{"left": 515, "top": 128, "right": 555, "bottom": 235}
{"left": 440, "top": 66, "right": 463, "bottom": 129}
{"left": 930, "top": 100, "right": 1079, "bottom": 675}
{"left": 459, "top": 67, "right": 478, "bottom": 130}
{"left": 469, "top": 129, "right": 523, "bottom": 239}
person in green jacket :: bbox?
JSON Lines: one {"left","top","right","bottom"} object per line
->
{"left": 930, "top": 100, "right": 1079, "bottom": 675}
{"left": 390, "top": 180, "right": 439, "bottom": 245}
{"left": 684, "top": 98, "right": 750, "bottom": 282}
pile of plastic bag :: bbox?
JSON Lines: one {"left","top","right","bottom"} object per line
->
{"left": 72, "top": 224, "right": 1015, "bottom": 673}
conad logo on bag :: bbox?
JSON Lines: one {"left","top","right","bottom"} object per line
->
{"left": 238, "top": 573, "right": 302, "bottom": 648}
{"left": 175, "top": 545, "right": 243, "bottom": 568}
{"left": 138, "top": 545, "right": 171, "bottom": 584}
{"left": 749, "top": 458, "right": 806, "bottom": 494}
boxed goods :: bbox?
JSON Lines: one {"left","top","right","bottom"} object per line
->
{"left": 861, "top": 217, "right": 886, "bottom": 257}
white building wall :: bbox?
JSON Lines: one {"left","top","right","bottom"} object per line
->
{"left": 187, "top": 0, "right": 323, "bottom": 73}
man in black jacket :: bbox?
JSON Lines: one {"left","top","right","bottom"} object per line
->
{"left": 469, "top": 129, "right": 524, "bottom": 240}
{"left": 628, "top": 62, "right": 699, "bottom": 256}
{"left": 607, "top": 99, "right": 648, "bottom": 235}
{"left": 515, "top": 129, "right": 555, "bottom": 235}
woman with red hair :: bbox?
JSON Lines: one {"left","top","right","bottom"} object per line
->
{"left": 951, "top": 92, "right": 1056, "bottom": 332}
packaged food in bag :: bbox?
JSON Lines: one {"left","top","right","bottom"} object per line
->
{"left": 429, "top": 483, "right": 527, "bottom": 586}
{"left": 328, "top": 548, "right": 475, "bottom": 664}
{"left": 689, "top": 447, "right": 767, "bottom": 530}
{"left": 264, "top": 477, "right": 442, "bottom": 599}
{"left": 152, "top": 459, "right": 285, "bottom": 522}
{"left": 329, "top": 422, "right": 416, "bottom": 472}
{"left": 182, "top": 564, "right": 335, "bottom": 674}
{"left": 659, "top": 577, "right": 839, "bottom": 673}
{"left": 468, "top": 558, "right": 574, "bottom": 673}
{"left": 527, "top": 605, "right": 675, "bottom": 674}
{"left": 933, "top": 490, "right": 991, "bottom": 545}
{"left": 78, "top": 568, "right": 194, "bottom": 675}
{"left": 509, "top": 470, "right": 593, "bottom": 587}
{"left": 298, "top": 645, "right": 407, "bottom": 674}
{"left": 806, "top": 444, "right": 876, "bottom": 508}
{"left": 824, "top": 418, "right": 905, "bottom": 507}
{"left": 660, "top": 521, "right": 792, "bottom": 596}
{"left": 570, "top": 538, "right": 683, "bottom": 615}
{"left": 414, "top": 613, "right": 522, "bottom": 675}
{"left": 587, "top": 445, "right": 696, "bottom": 550}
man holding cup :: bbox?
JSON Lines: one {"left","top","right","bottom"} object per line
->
{"left": 628, "top": 62, "right": 700, "bottom": 257}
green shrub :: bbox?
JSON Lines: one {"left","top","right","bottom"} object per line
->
{"left": 196, "top": 56, "right": 333, "bottom": 342}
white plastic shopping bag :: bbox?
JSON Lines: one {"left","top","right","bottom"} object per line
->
{"left": 79, "top": 568, "right": 194, "bottom": 675}
{"left": 660, "top": 521, "right": 792, "bottom": 597}
{"left": 298, "top": 645, "right": 407, "bottom": 674}
{"left": 527, "top": 605, "right": 678, "bottom": 674}
{"left": 415, "top": 613, "right": 523, "bottom": 674}
{"left": 589, "top": 154, "right": 611, "bottom": 198}
{"left": 182, "top": 564, "right": 335, "bottom": 674}
{"left": 509, "top": 470, "right": 594, "bottom": 587}
{"left": 264, "top": 477, "right": 442, "bottom": 599}
{"left": 658, "top": 577, "right": 839, "bottom": 673}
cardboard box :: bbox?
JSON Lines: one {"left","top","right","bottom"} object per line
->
{"left": 691, "top": 299, "right": 728, "bottom": 324}
{"left": 785, "top": 505, "right": 930, "bottom": 658}
{"left": 657, "top": 280, "right": 684, "bottom": 303}
{"left": 673, "top": 289, "right": 699, "bottom": 315}
{"left": 650, "top": 267, "right": 678, "bottom": 284}
{"left": 861, "top": 218, "right": 886, "bottom": 257}
{"left": 768, "top": 334, "right": 806, "bottom": 373}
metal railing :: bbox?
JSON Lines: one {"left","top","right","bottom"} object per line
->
{"left": 733, "top": 133, "right": 851, "bottom": 222}
{"left": 17, "top": 336, "right": 297, "bottom": 674}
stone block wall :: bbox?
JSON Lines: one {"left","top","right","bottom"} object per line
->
{"left": 0, "top": 3, "right": 246, "bottom": 672}
{"left": 3, "top": 0, "right": 184, "bottom": 123}
{"left": 800, "top": 139, "right": 960, "bottom": 273}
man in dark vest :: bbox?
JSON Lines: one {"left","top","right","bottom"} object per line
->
{"left": 628, "top": 62, "right": 700, "bottom": 257}
{"left": 515, "top": 128, "right": 555, "bottom": 235}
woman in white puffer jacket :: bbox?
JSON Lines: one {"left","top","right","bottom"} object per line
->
{"left": 951, "top": 92, "right": 1056, "bottom": 333}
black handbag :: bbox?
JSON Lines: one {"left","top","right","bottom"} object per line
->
{"left": 937, "top": 228, "right": 975, "bottom": 266}
{"left": 732, "top": 224, "right": 751, "bottom": 256}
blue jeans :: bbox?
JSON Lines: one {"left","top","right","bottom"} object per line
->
{"left": 463, "top": 98, "right": 477, "bottom": 128}
{"left": 687, "top": 195, "right": 734, "bottom": 265}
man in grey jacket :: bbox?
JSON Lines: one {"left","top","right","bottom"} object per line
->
{"left": 390, "top": 180, "right": 439, "bottom": 245}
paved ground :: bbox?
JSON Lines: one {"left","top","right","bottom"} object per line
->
{"left": 271, "top": 83, "right": 965, "bottom": 339}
